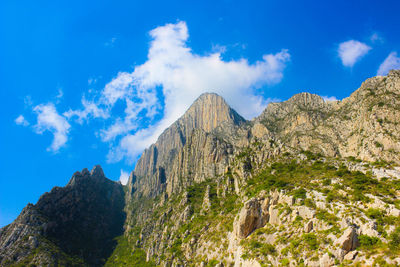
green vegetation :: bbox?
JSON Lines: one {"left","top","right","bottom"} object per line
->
{"left": 358, "top": 235, "right": 380, "bottom": 249}
{"left": 240, "top": 238, "right": 276, "bottom": 260}
{"left": 389, "top": 227, "right": 400, "bottom": 251}
{"left": 315, "top": 209, "right": 338, "bottom": 226}
{"left": 302, "top": 233, "right": 319, "bottom": 250}
{"left": 105, "top": 236, "right": 155, "bottom": 267}
{"left": 120, "top": 151, "right": 400, "bottom": 265}
{"left": 10, "top": 237, "right": 86, "bottom": 267}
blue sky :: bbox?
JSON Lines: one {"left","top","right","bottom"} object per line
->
{"left": 1, "top": 0, "right": 400, "bottom": 227}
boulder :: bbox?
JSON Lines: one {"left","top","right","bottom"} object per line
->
{"left": 335, "top": 227, "right": 359, "bottom": 253}
{"left": 297, "top": 206, "right": 315, "bottom": 219}
{"left": 234, "top": 198, "right": 267, "bottom": 238}
{"left": 304, "top": 220, "right": 313, "bottom": 233}
{"left": 268, "top": 206, "right": 280, "bottom": 225}
{"left": 320, "top": 253, "right": 334, "bottom": 267}
{"left": 344, "top": 250, "right": 358, "bottom": 261}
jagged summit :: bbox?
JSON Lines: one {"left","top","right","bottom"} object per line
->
{"left": 133, "top": 92, "right": 245, "bottom": 197}
{"left": 3, "top": 71, "right": 400, "bottom": 266}
{"left": 180, "top": 92, "right": 245, "bottom": 133}
{"left": 68, "top": 165, "right": 106, "bottom": 186}
{"left": 0, "top": 166, "right": 125, "bottom": 266}
{"left": 91, "top": 164, "right": 105, "bottom": 177}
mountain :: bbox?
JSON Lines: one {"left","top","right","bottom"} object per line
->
{"left": 131, "top": 92, "right": 246, "bottom": 198}
{"left": 2, "top": 70, "right": 400, "bottom": 266}
{"left": 0, "top": 166, "right": 125, "bottom": 266}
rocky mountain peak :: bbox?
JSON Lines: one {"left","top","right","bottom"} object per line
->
{"left": 67, "top": 165, "right": 106, "bottom": 186}
{"left": 91, "top": 164, "right": 105, "bottom": 177}
{"left": 180, "top": 92, "right": 245, "bottom": 133}
{"left": 133, "top": 93, "right": 246, "bottom": 197}
{"left": 259, "top": 92, "right": 329, "bottom": 120}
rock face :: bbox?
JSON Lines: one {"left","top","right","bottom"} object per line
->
{"left": 129, "top": 70, "right": 400, "bottom": 204}
{"left": 131, "top": 93, "right": 245, "bottom": 198}
{"left": 257, "top": 70, "right": 400, "bottom": 162}
{"left": 0, "top": 165, "right": 125, "bottom": 266}
{"left": 4, "top": 70, "right": 400, "bottom": 266}
{"left": 336, "top": 227, "right": 359, "bottom": 253}
{"left": 234, "top": 198, "right": 268, "bottom": 238}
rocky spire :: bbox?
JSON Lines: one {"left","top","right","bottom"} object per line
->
{"left": 180, "top": 92, "right": 245, "bottom": 133}
{"left": 91, "top": 165, "right": 105, "bottom": 177}
{"left": 133, "top": 93, "right": 246, "bottom": 197}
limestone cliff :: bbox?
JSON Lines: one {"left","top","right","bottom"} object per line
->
{"left": 257, "top": 70, "right": 400, "bottom": 162}
{"left": 3, "top": 70, "right": 400, "bottom": 266}
{"left": 131, "top": 93, "right": 246, "bottom": 198}
{"left": 129, "top": 70, "right": 400, "bottom": 205}
{"left": 122, "top": 70, "right": 400, "bottom": 266}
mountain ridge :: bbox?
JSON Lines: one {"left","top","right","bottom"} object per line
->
{"left": 0, "top": 165, "right": 125, "bottom": 266}
{"left": 2, "top": 70, "right": 400, "bottom": 266}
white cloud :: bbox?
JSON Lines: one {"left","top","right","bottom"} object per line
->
{"left": 322, "top": 96, "right": 339, "bottom": 102}
{"left": 338, "top": 40, "right": 371, "bottom": 67}
{"left": 370, "top": 33, "right": 384, "bottom": 44}
{"left": 20, "top": 21, "right": 290, "bottom": 162}
{"left": 56, "top": 88, "right": 63, "bottom": 99}
{"left": 24, "top": 95, "right": 33, "bottom": 107}
{"left": 105, "top": 37, "right": 117, "bottom": 47}
{"left": 33, "top": 103, "right": 71, "bottom": 152}
{"left": 101, "top": 21, "right": 290, "bottom": 162}
{"left": 63, "top": 97, "right": 109, "bottom": 124}
{"left": 15, "top": 115, "right": 29, "bottom": 126}
{"left": 377, "top": 52, "right": 400, "bottom": 76}
{"left": 119, "top": 170, "right": 130, "bottom": 185}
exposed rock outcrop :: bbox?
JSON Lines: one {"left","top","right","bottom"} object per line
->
{"left": 4, "top": 70, "right": 400, "bottom": 266}
{"left": 234, "top": 198, "right": 268, "bottom": 238}
{"left": 336, "top": 227, "right": 360, "bottom": 254}
{"left": 0, "top": 165, "right": 125, "bottom": 266}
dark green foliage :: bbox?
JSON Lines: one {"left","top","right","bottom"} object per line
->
{"left": 11, "top": 237, "right": 87, "bottom": 267}
{"left": 105, "top": 236, "right": 155, "bottom": 266}
{"left": 302, "top": 150, "right": 321, "bottom": 160}
{"left": 375, "top": 141, "right": 383, "bottom": 148}
{"left": 304, "top": 198, "right": 316, "bottom": 209}
{"left": 207, "top": 259, "right": 219, "bottom": 267}
{"left": 358, "top": 235, "right": 380, "bottom": 249}
{"left": 302, "top": 233, "right": 319, "bottom": 250}
{"left": 241, "top": 239, "right": 276, "bottom": 259}
{"left": 335, "top": 165, "right": 350, "bottom": 177}
{"left": 364, "top": 208, "right": 400, "bottom": 236}
{"left": 347, "top": 156, "right": 362, "bottom": 163}
{"left": 315, "top": 209, "right": 338, "bottom": 225}
{"left": 291, "top": 188, "right": 307, "bottom": 200}
{"left": 322, "top": 178, "right": 331, "bottom": 186}
{"left": 325, "top": 190, "right": 346, "bottom": 203}
{"left": 389, "top": 227, "right": 400, "bottom": 251}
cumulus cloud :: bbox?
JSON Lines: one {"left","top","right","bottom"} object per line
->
{"left": 100, "top": 21, "right": 290, "bottom": 161}
{"left": 33, "top": 103, "right": 71, "bottom": 152}
{"left": 377, "top": 52, "right": 400, "bottom": 76}
{"left": 63, "top": 97, "right": 109, "bottom": 124}
{"left": 15, "top": 115, "right": 29, "bottom": 126}
{"left": 20, "top": 21, "right": 290, "bottom": 162}
{"left": 322, "top": 96, "right": 339, "bottom": 102}
{"left": 338, "top": 40, "right": 371, "bottom": 67}
{"left": 119, "top": 170, "right": 130, "bottom": 185}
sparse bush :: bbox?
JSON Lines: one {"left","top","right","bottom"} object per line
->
{"left": 292, "top": 188, "right": 307, "bottom": 199}
{"left": 303, "top": 233, "right": 318, "bottom": 250}
{"left": 389, "top": 227, "right": 400, "bottom": 250}
{"left": 304, "top": 198, "right": 316, "bottom": 209}
{"left": 358, "top": 235, "right": 380, "bottom": 249}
